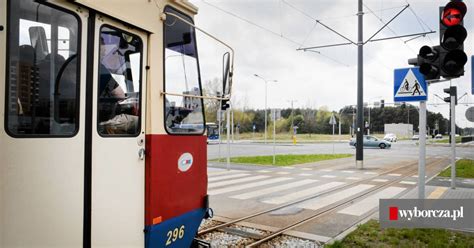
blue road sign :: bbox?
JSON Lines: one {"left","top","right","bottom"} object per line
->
{"left": 394, "top": 67, "right": 428, "bottom": 102}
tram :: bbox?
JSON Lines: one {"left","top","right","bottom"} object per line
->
{"left": 0, "top": 0, "right": 233, "bottom": 247}
{"left": 205, "top": 122, "right": 219, "bottom": 144}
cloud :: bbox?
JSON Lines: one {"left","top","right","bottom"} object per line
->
{"left": 191, "top": 0, "right": 473, "bottom": 127}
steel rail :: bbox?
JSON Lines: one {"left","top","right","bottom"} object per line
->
{"left": 244, "top": 158, "right": 447, "bottom": 247}
{"left": 198, "top": 159, "right": 425, "bottom": 236}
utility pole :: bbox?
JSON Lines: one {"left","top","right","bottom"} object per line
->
{"left": 297, "top": 1, "right": 433, "bottom": 169}
{"left": 254, "top": 74, "right": 277, "bottom": 144}
{"left": 356, "top": 0, "right": 364, "bottom": 169}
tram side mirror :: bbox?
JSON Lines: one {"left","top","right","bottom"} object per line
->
{"left": 222, "top": 52, "right": 231, "bottom": 96}
{"left": 29, "top": 26, "right": 48, "bottom": 61}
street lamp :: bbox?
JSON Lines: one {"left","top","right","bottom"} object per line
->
{"left": 254, "top": 74, "right": 278, "bottom": 144}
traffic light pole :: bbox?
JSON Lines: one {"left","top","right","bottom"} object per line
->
{"left": 356, "top": 0, "right": 364, "bottom": 169}
{"left": 418, "top": 101, "right": 427, "bottom": 199}
{"left": 450, "top": 95, "right": 456, "bottom": 189}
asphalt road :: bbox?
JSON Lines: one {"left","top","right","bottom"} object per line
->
{"left": 207, "top": 140, "right": 474, "bottom": 161}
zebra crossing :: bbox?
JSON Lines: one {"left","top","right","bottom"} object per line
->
{"left": 208, "top": 168, "right": 413, "bottom": 217}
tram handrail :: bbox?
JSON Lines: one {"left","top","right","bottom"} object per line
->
{"left": 160, "top": 91, "right": 229, "bottom": 101}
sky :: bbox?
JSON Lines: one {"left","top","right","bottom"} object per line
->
{"left": 190, "top": 0, "right": 474, "bottom": 128}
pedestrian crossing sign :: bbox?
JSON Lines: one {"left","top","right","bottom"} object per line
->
{"left": 394, "top": 67, "right": 428, "bottom": 102}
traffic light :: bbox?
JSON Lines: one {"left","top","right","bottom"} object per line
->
{"left": 221, "top": 98, "right": 230, "bottom": 111}
{"left": 443, "top": 86, "right": 458, "bottom": 105}
{"left": 380, "top": 99, "right": 385, "bottom": 108}
{"left": 408, "top": 46, "right": 440, "bottom": 80}
{"left": 439, "top": 0, "right": 468, "bottom": 78}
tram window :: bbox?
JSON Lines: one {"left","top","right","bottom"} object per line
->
{"left": 6, "top": 0, "right": 80, "bottom": 137}
{"left": 97, "top": 26, "right": 142, "bottom": 136}
{"left": 164, "top": 7, "right": 205, "bottom": 135}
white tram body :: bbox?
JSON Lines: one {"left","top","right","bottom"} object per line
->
{"left": 0, "top": 0, "right": 232, "bottom": 247}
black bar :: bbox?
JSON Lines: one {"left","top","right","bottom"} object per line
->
{"left": 83, "top": 11, "right": 96, "bottom": 248}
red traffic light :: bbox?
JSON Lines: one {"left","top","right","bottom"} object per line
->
{"left": 442, "top": 1, "right": 467, "bottom": 26}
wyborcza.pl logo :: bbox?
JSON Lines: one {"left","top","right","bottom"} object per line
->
{"left": 380, "top": 199, "right": 474, "bottom": 229}
{"left": 388, "top": 206, "right": 464, "bottom": 221}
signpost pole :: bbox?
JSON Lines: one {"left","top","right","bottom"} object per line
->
{"left": 419, "top": 101, "right": 427, "bottom": 199}
{"left": 273, "top": 109, "right": 276, "bottom": 165}
{"left": 332, "top": 123, "right": 335, "bottom": 154}
{"left": 218, "top": 110, "right": 222, "bottom": 163}
{"left": 451, "top": 95, "right": 456, "bottom": 189}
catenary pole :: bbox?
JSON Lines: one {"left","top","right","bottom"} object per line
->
{"left": 356, "top": 0, "right": 364, "bottom": 169}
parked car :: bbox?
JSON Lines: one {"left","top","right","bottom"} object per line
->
{"left": 435, "top": 134, "right": 443, "bottom": 139}
{"left": 383, "top": 133, "right": 397, "bottom": 142}
{"left": 412, "top": 134, "right": 419, "bottom": 140}
{"left": 349, "top": 135, "right": 391, "bottom": 149}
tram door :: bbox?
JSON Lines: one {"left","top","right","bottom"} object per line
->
{"left": 90, "top": 16, "right": 147, "bottom": 246}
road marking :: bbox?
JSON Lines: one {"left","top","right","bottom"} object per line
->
{"left": 231, "top": 179, "right": 317, "bottom": 200}
{"left": 299, "top": 173, "right": 312, "bottom": 176}
{"left": 388, "top": 173, "right": 402, "bottom": 177}
{"left": 342, "top": 170, "right": 355, "bottom": 174}
{"left": 257, "top": 170, "right": 271, "bottom": 173}
{"left": 301, "top": 168, "right": 313, "bottom": 171}
{"left": 208, "top": 175, "right": 270, "bottom": 188}
{"left": 321, "top": 169, "right": 333, "bottom": 172}
{"left": 372, "top": 179, "right": 389, "bottom": 183}
{"left": 208, "top": 169, "right": 248, "bottom": 176}
{"left": 427, "top": 187, "right": 448, "bottom": 199}
{"left": 363, "top": 172, "right": 377, "bottom": 175}
{"left": 346, "top": 177, "right": 361, "bottom": 180}
{"left": 208, "top": 173, "right": 250, "bottom": 182}
{"left": 283, "top": 167, "right": 295, "bottom": 169}
{"left": 338, "top": 186, "right": 406, "bottom": 216}
{"left": 299, "top": 184, "right": 375, "bottom": 210}
{"left": 263, "top": 182, "right": 345, "bottom": 205}
{"left": 276, "top": 171, "right": 291, "bottom": 175}
{"left": 321, "top": 175, "right": 337, "bottom": 178}
{"left": 400, "top": 181, "right": 416, "bottom": 185}
{"left": 209, "top": 177, "right": 293, "bottom": 195}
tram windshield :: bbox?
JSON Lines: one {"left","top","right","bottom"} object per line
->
{"left": 164, "top": 7, "right": 205, "bottom": 134}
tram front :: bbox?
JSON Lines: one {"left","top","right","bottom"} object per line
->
{"left": 0, "top": 0, "right": 233, "bottom": 247}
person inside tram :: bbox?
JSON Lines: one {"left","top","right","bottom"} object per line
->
{"left": 98, "top": 36, "right": 138, "bottom": 135}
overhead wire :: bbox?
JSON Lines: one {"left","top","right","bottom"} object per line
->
{"left": 362, "top": 2, "right": 417, "bottom": 54}
{"left": 280, "top": 0, "right": 392, "bottom": 84}
{"left": 407, "top": 4, "right": 435, "bottom": 45}
{"left": 199, "top": 0, "right": 350, "bottom": 67}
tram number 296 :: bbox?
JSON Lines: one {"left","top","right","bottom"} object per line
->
{"left": 166, "top": 225, "right": 185, "bottom": 246}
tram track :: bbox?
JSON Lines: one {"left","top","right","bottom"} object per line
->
{"left": 243, "top": 158, "right": 447, "bottom": 247}
{"left": 200, "top": 159, "right": 423, "bottom": 235}
{"left": 198, "top": 158, "right": 448, "bottom": 247}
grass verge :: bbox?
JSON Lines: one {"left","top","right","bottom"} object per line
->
{"left": 433, "top": 137, "right": 462, "bottom": 144}
{"left": 326, "top": 220, "right": 474, "bottom": 248}
{"left": 212, "top": 154, "right": 352, "bottom": 166}
{"left": 438, "top": 159, "right": 474, "bottom": 178}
